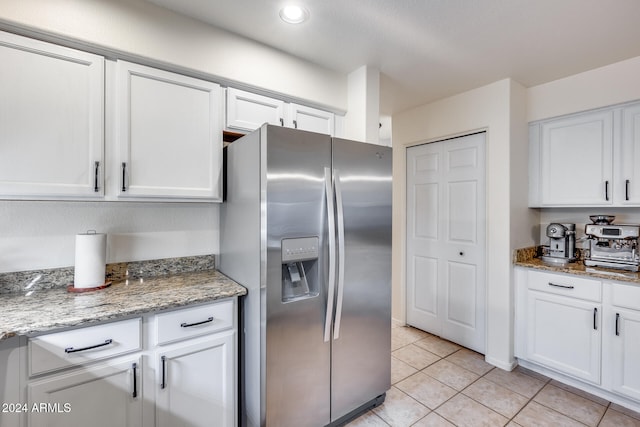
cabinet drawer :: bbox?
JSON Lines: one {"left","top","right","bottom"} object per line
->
{"left": 527, "top": 270, "right": 601, "bottom": 302}
{"left": 29, "top": 318, "right": 141, "bottom": 376}
{"left": 609, "top": 282, "right": 640, "bottom": 310}
{"left": 155, "top": 300, "right": 234, "bottom": 345}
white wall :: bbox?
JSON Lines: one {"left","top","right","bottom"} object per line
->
{"left": 528, "top": 56, "right": 640, "bottom": 122}
{"left": 345, "top": 66, "right": 380, "bottom": 143}
{"left": 510, "top": 81, "right": 539, "bottom": 250}
{"left": 0, "top": 0, "right": 346, "bottom": 113}
{"left": 392, "top": 78, "right": 533, "bottom": 370}
{"left": 0, "top": 201, "right": 217, "bottom": 273}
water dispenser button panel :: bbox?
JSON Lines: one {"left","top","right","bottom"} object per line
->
{"left": 282, "top": 237, "right": 319, "bottom": 262}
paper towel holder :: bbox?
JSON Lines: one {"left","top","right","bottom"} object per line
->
{"left": 67, "top": 281, "right": 112, "bottom": 293}
{"left": 69, "top": 229, "right": 110, "bottom": 293}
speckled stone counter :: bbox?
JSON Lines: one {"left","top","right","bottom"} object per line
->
{"left": 0, "top": 257, "right": 246, "bottom": 341}
{"left": 514, "top": 246, "right": 640, "bottom": 284}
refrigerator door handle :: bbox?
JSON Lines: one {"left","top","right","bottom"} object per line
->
{"left": 333, "top": 169, "right": 346, "bottom": 340}
{"left": 323, "top": 167, "right": 337, "bottom": 343}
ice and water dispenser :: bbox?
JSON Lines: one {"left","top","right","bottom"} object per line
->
{"left": 281, "top": 237, "right": 319, "bottom": 302}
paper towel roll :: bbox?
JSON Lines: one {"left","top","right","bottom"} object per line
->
{"left": 74, "top": 231, "right": 107, "bottom": 289}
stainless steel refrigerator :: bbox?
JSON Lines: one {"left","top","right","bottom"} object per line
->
{"left": 219, "top": 124, "right": 391, "bottom": 427}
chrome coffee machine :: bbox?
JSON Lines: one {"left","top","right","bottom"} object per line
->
{"left": 541, "top": 223, "right": 577, "bottom": 265}
{"left": 584, "top": 215, "right": 640, "bottom": 272}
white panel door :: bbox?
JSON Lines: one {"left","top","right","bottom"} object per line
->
{"left": 0, "top": 31, "right": 104, "bottom": 199}
{"left": 406, "top": 133, "right": 486, "bottom": 353}
{"left": 618, "top": 103, "right": 640, "bottom": 205}
{"left": 117, "top": 60, "right": 222, "bottom": 200}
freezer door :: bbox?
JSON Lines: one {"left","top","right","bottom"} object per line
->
{"left": 331, "top": 139, "right": 392, "bottom": 422}
{"left": 264, "top": 126, "right": 333, "bottom": 427}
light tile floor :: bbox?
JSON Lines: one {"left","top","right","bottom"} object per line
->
{"left": 346, "top": 323, "right": 640, "bottom": 427}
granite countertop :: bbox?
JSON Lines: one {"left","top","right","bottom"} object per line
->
{"left": 514, "top": 247, "right": 640, "bottom": 285}
{"left": 0, "top": 269, "right": 247, "bottom": 341}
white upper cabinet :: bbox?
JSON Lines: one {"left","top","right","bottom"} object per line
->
{"left": 530, "top": 100, "right": 640, "bottom": 207}
{"left": 225, "top": 88, "right": 284, "bottom": 131}
{"left": 617, "top": 103, "right": 640, "bottom": 205}
{"left": 116, "top": 61, "right": 223, "bottom": 201}
{"left": 0, "top": 31, "right": 104, "bottom": 199}
{"left": 225, "top": 87, "right": 336, "bottom": 135}
{"left": 530, "top": 110, "right": 613, "bottom": 207}
{"left": 287, "top": 103, "right": 335, "bottom": 135}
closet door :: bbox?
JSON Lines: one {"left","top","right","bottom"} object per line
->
{"left": 406, "top": 133, "right": 486, "bottom": 353}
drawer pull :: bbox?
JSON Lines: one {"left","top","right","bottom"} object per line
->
{"left": 180, "top": 317, "right": 214, "bottom": 328}
{"left": 121, "top": 162, "right": 127, "bottom": 192}
{"left": 161, "top": 356, "right": 167, "bottom": 389}
{"left": 626, "top": 180, "right": 631, "bottom": 201}
{"left": 132, "top": 362, "right": 138, "bottom": 398}
{"left": 94, "top": 161, "right": 100, "bottom": 192}
{"left": 548, "top": 282, "right": 574, "bottom": 289}
{"left": 616, "top": 313, "right": 620, "bottom": 336}
{"left": 594, "top": 307, "right": 598, "bottom": 330}
{"left": 64, "top": 339, "right": 113, "bottom": 354}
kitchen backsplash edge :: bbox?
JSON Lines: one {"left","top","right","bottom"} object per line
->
{"left": 0, "top": 254, "right": 216, "bottom": 294}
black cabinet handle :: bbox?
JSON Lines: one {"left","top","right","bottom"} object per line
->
{"left": 548, "top": 282, "right": 574, "bottom": 289}
{"left": 593, "top": 307, "right": 598, "bottom": 330}
{"left": 65, "top": 339, "right": 113, "bottom": 354}
{"left": 279, "top": 118, "right": 284, "bottom": 126}
{"left": 161, "top": 355, "right": 167, "bottom": 389}
{"left": 616, "top": 313, "right": 620, "bottom": 336}
{"left": 626, "top": 180, "right": 631, "bottom": 201}
{"left": 94, "top": 161, "right": 100, "bottom": 192}
{"left": 605, "top": 181, "right": 609, "bottom": 201}
{"left": 293, "top": 120, "right": 298, "bottom": 129}
{"left": 121, "top": 162, "right": 127, "bottom": 192}
{"left": 132, "top": 362, "right": 138, "bottom": 398}
{"left": 180, "top": 317, "right": 214, "bottom": 328}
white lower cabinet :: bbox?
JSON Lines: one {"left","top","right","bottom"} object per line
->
{"left": 16, "top": 298, "right": 237, "bottom": 427}
{"left": 519, "top": 269, "right": 602, "bottom": 384}
{"left": 525, "top": 290, "right": 601, "bottom": 384}
{"left": 603, "top": 282, "right": 640, "bottom": 401}
{"left": 516, "top": 268, "right": 640, "bottom": 411}
{"left": 155, "top": 333, "right": 234, "bottom": 427}
{"left": 28, "top": 356, "right": 142, "bottom": 427}
{"left": 153, "top": 299, "right": 236, "bottom": 427}
{"left": 24, "top": 318, "right": 143, "bottom": 427}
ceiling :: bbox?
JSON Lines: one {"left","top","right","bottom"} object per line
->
{"left": 147, "top": 0, "right": 640, "bottom": 115}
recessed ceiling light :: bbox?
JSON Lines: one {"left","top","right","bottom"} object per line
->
{"left": 279, "top": 4, "right": 309, "bottom": 24}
